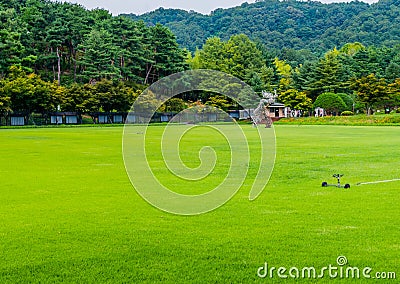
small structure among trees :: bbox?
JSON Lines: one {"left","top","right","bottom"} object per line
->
{"left": 10, "top": 114, "right": 26, "bottom": 126}
{"left": 112, "top": 114, "right": 124, "bottom": 123}
{"left": 269, "top": 103, "right": 286, "bottom": 120}
{"left": 50, "top": 114, "right": 63, "bottom": 125}
{"left": 65, "top": 114, "right": 79, "bottom": 124}
{"left": 239, "top": 109, "right": 254, "bottom": 120}
{"left": 49, "top": 112, "right": 80, "bottom": 124}
{"left": 93, "top": 112, "right": 127, "bottom": 124}
{"left": 96, "top": 114, "right": 108, "bottom": 124}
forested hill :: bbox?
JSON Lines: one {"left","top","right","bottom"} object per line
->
{"left": 125, "top": 0, "right": 400, "bottom": 53}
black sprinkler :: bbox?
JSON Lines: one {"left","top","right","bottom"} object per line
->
{"left": 322, "top": 174, "right": 350, "bottom": 189}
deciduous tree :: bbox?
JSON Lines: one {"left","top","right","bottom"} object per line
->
{"left": 278, "top": 89, "right": 312, "bottom": 111}
{"left": 351, "top": 74, "right": 390, "bottom": 115}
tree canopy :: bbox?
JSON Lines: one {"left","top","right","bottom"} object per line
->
{"left": 0, "top": 0, "right": 188, "bottom": 85}
{"left": 127, "top": 0, "right": 400, "bottom": 54}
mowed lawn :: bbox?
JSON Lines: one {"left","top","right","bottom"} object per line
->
{"left": 0, "top": 125, "right": 399, "bottom": 283}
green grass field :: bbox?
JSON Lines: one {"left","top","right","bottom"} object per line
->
{"left": 0, "top": 125, "right": 399, "bottom": 283}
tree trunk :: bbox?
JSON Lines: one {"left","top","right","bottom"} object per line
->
{"left": 52, "top": 65, "right": 56, "bottom": 82}
{"left": 56, "top": 46, "right": 61, "bottom": 86}
{"left": 72, "top": 47, "right": 77, "bottom": 83}
{"left": 51, "top": 47, "right": 56, "bottom": 81}
{"left": 145, "top": 64, "right": 153, "bottom": 85}
{"left": 120, "top": 55, "right": 124, "bottom": 79}
{"left": 74, "top": 56, "right": 77, "bottom": 82}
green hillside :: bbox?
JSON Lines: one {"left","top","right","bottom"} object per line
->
{"left": 126, "top": 0, "right": 400, "bottom": 53}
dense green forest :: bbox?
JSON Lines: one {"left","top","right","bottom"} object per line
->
{"left": 1, "top": 0, "right": 400, "bottom": 122}
{"left": 0, "top": 0, "right": 188, "bottom": 117}
{"left": 187, "top": 34, "right": 400, "bottom": 115}
{"left": 0, "top": 0, "right": 187, "bottom": 84}
{"left": 127, "top": 0, "right": 400, "bottom": 54}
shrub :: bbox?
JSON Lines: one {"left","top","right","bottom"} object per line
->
{"left": 337, "top": 93, "right": 354, "bottom": 111}
{"left": 313, "top": 92, "right": 347, "bottom": 114}
{"left": 341, "top": 111, "right": 354, "bottom": 116}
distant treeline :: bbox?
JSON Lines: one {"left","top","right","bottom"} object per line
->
{"left": 127, "top": 0, "right": 400, "bottom": 54}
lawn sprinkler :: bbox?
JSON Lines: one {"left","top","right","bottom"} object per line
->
{"left": 322, "top": 174, "right": 350, "bottom": 189}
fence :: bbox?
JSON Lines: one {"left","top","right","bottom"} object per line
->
{"left": 0, "top": 110, "right": 246, "bottom": 126}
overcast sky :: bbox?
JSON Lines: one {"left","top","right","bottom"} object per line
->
{"left": 56, "top": 0, "right": 378, "bottom": 16}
